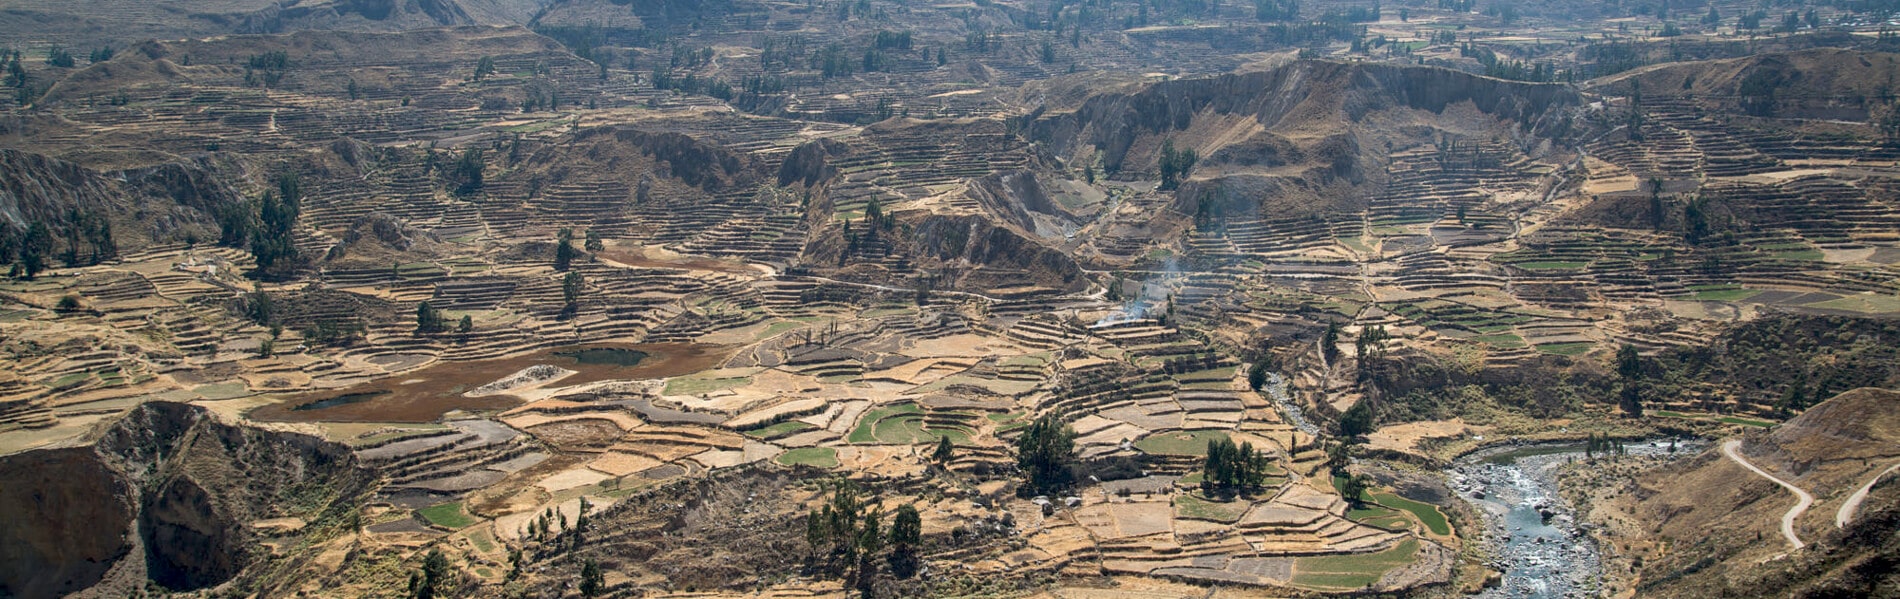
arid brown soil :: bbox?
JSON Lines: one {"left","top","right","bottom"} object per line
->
{"left": 251, "top": 343, "right": 735, "bottom": 422}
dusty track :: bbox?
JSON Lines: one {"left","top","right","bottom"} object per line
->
{"left": 1722, "top": 439, "right": 1812, "bottom": 549}
{"left": 1837, "top": 461, "right": 1900, "bottom": 528}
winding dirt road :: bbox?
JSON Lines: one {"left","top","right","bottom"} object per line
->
{"left": 1722, "top": 439, "right": 1812, "bottom": 550}
{"left": 1837, "top": 461, "right": 1900, "bottom": 529}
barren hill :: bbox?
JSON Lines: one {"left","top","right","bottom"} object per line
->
{"left": 1599, "top": 388, "right": 1900, "bottom": 598}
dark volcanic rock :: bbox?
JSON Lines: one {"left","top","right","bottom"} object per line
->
{"left": 0, "top": 402, "right": 375, "bottom": 597}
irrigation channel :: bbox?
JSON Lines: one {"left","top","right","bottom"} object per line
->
{"left": 1450, "top": 439, "right": 1700, "bottom": 598}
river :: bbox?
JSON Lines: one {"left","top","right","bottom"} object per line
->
{"left": 1449, "top": 439, "right": 1698, "bottom": 598}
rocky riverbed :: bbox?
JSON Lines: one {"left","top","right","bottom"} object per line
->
{"left": 1450, "top": 440, "right": 1699, "bottom": 598}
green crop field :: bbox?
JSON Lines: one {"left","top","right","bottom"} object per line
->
{"left": 1371, "top": 492, "right": 1450, "bottom": 535}
{"left": 847, "top": 403, "right": 924, "bottom": 443}
{"left": 1174, "top": 493, "right": 1251, "bottom": 523}
{"left": 744, "top": 421, "right": 815, "bottom": 439}
{"left": 1292, "top": 539, "right": 1420, "bottom": 590}
{"left": 417, "top": 502, "right": 478, "bottom": 529}
{"left": 1535, "top": 342, "right": 1593, "bottom": 356}
{"left": 776, "top": 447, "right": 840, "bottom": 468}
{"left": 1133, "top": 430, "right": 1231, "bottom": 456}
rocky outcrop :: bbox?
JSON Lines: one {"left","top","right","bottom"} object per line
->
{"left": 0, "top": 402, "right": 374, "bottom": 597}
{"left": 326, "top": 212, "right": 442, "bottom": 264}
{"left": 1027, "top": 59, "right": 1579, "bottom": 180}
{"left": 526, "top": 125, "right": 762, "bottom": 194}
{"left": 776, "top": 139, "right": 849, "bottom": 187}
{"left": 0, "top": 149, "right": 242, "bottom": 251}
{"left": 0, "top": 447, "right": 135, "bottom": 599}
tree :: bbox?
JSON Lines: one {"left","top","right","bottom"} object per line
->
{"left": 1247, "top": 358, "right": 1270, "bottom": 391}
{"left": 416, "top": 301, "right": 447, "bottom": 335}
{"left": 474, "top": 56, "right": 496, "bottom": 81}
{"left": 584, "top": 229, "right": 604, "bottom": 252}
{"left": 246, "top": 286, "right": 275, "bottom": 325}
{"left": 1325, "top": 440, "right": 1352, "bottom": 475}
{"left": 1354, "top": 325, "right": 1389, "bottom": 382}
{"left": 554, "top": 228, "right": 577, "bottom": 271}
{"left": 932, "top": 434, "right": 954, "bottom": 464}
{"left": 1648, "top": 177, "right": 1666, "bottom": 231}
{"left": 1255, "top": 0, "right": 1300, "bottom": 20}
{"left": 561, "top": 271, "right": 584, "bottom": 318}
{"left": 18, "top": 221, "right": 53, "bottom": 279}
{"left": 457, "top": 314, "right": 473, "bottom": 335}
{"left": 46, "top": 47, "right": 74, "bottom": 68}
{"left": 249, "top": 174, "right": 303, "bottom": 278}
{"left": 1616, "top": 344, "right": 1645, "bottom": 418}
{"left": 407, "top": 549, "right": 453, "bottom": 599}
{"left": 1157, "top": 139, "right": 1198, "bottom": 190}
{"left": 887, "top": 504, "right": 922, "bottom": 579}
{"left": 562, "top": 271, "right": 584, "bottom": 306}
{"left": 579, "top": 557, "right": 604, "bottom": 598}
{"left": 1338, "top": 400, "right": 1374, "bottom": 438}
{"left": 1321, "top": 321, "right": 1341, "bottom": 365}
{"left": 806, "top": 479, "right": 886, "bottom": 593}
{"left": 1201, "top": 437, "right": 1271, "bottom": 495}
{"left": 1015, "top": 413, "right": 1078, "bottom": 496}
{"left": 1873, "top": 100, "right": 1900, "bottom": 142}
{"left": 452, "top": 148, "right": 484, "bottom": 195}
{"left": 1339, "top": 473, "right": 1370, "bottom": 505}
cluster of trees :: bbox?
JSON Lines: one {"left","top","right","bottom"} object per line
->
{"left": 213, "top": 174, "right": 304, "bottom": 279}
{"left": 1156, "top": 139, "right": 1198, "bottom": 190}
{"left": 449, "top": 148, "right": 484, "bottom": 195}
{"left": 517, "top": 83, "right": 572, "bottom": 113}
{"left": 1354, "top": 325, "right": 1389, "bottom": 383}
{"left": 554, "top": 228, "right": 580, "bottom": 271}
{"left": 759, "top": 35, "right": 808, "bottom": 71}
{"left": 805, "top": 480, "right": 925, "bottom": 598}
{"left": 251, "top": 175, "right": 303, "bottom": 278}
{"left": 1583, "top": 433, "right": 1627, "bottom": 458}
{"left": 405, "top": 549, "right": 458, "bottom": 599}
{"left": 244, "top": 51, "right": 291, "bottom": 87}
{"left": 1201, "top": 437, "right": 1273, "bottom": 495}
{"left": 1254, "top": 0, "right": 1300, "bottom": 21}
{"left": 3, "top": 49, "right": 25, "bottom": 86}
{"left": 302, "top": 318, "right": 367, "bottom": 347}
{"left": 1461, "top": 45, "right": 1569, "bottom": 82}
{"left": 1325, "top": 4, "right": 1381, "bottom": 22}
{"left": 1616, "top": 344, "right": 1647, "bottom": 417}
{"left": 872, "top": 30, "right": 914, "bottom": 50}
{"left": 1649, "top": 314, "right": 1900, "bottom": 415}
{"left": 1193, "top": 192, "right": 1223, "bottom": 231}
{"left": 1015, "top": 413, "right": 1078, "bottom": 496}
{"left": 815, "top": 43, "right": 858, "bottom": 79}
{"left": 414, "top": 301, "right": 450, "bottom": 335}
{"left": 473, "top": 55, "right": 497, "bottom": 81}
{"left": 2, "top": 49, "right": 47, "bottom": 105}
{"left": 0, "top": 208, "right": 115, "bottom": 279}
{"left": 45, "top": 47, "right": 75, "bottom": 68}
{"left": 841, "top": 197, "right": 898, "bottom": 262}
{"left": 650, "top": 68, "right": 736, "bottom": 100}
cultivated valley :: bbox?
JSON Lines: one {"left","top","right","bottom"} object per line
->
{"left": 1, "top": 0, "right": 1899, "bottom": 597}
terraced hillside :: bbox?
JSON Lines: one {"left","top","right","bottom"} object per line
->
{"left": 4, "top": 1, "right": 1900, "bottom": 597}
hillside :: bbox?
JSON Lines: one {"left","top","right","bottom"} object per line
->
{"left": 1588, "top": 388, "right": 1900, "bottom": 598}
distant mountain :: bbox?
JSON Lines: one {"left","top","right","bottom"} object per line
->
{"left": 0, "top": 0, "right": 555, "bottom": 46}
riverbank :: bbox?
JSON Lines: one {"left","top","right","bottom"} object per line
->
{"left": 1449, "top": 439, "right": 1702, "bottom": 598}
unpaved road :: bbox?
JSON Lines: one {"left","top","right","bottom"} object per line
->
{"left": 1837, "top": 461, "right": 1900, "bottom": 528}
{"left": 1723, "top": 439, "right": 1813, "bottom": 549}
